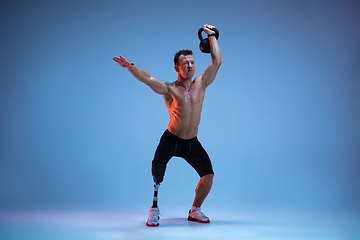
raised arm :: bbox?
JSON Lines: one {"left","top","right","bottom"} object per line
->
{"left": 201, "top": 24, "right": 222, "bottom": 88}
{"left": 113, "top": 56, "right": 170, "bottom": 96}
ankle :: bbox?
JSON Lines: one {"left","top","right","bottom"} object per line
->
{"left": 191, "top": 206, "right": 201, "bottom": 212}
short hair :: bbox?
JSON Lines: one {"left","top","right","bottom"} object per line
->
{"left": 174, "top": 49, "right": 193, "bottom": 66}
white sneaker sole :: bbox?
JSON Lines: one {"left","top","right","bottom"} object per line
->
{"left": 146, "top": 222, "right": 160, "bottom": 227}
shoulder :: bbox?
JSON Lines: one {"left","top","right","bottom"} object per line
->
{"left": 193, "top": 75, "right": 203, "bottom": 83}
{"left": 162, "top": 81, "right": 175, "bottom": 101}
{"left": 164, "top": 81, "right": 175, "bottom": 87}
{"left": 163, "top": 81, "right": 176, "bottom": 93}
{"left": 194, "top": 74, "right": 207, "bottom": 89}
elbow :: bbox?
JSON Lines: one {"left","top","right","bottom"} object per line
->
{"left": 214, "top": 58, "right": 222, "bottom": 67}
{"left": 212, "top": 53, "right": 222, "bottom": 66}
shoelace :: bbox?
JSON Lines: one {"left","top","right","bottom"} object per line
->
{"left": 150, "top": 209, "right": 160, "bottom": 218}
{"left": 192, "top": 210, "right": 206, "bottom": 217}
{"left": 192, "top": 210, "right": 207, "bottom": 218}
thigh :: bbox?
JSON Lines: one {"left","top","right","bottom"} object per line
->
{"left": 185, "top": 140, "right": 214, "bottom": 177}
{"left": 153, "top": 137, "right": 176, "bottom": 165}
{"left": 152, "top": 136, "right": 176, "bottom": 176}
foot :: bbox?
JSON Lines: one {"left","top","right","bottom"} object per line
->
{"left": 146, "top": 207, "right": 160, "bottom": 227}
{"left": 188, "top": 208, "right": 210, "bottom": 223}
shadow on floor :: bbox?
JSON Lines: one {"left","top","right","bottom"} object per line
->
{"left": 158, "top": 217, "right": 255, "bottom": 228}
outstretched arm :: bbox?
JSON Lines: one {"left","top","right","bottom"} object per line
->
{"left": 201, "top": 24, "right": 222, "bottom": 88}
{"left": 113, "top": 56, "right": 170, "bottom": 96}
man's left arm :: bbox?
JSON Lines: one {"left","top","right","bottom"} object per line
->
{"left": 201, "top": 24, "right": 222, "bottom": 89}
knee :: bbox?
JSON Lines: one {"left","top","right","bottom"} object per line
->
{"left": 152, "top": 161, "right": 166, "bottom": 178}
{"left": 201, "top": 174, "right": 214, "bottom": 185}
{"left": 204, "top": 173, "right": 214, "bottom": 180}
{"left": 153, "top": 175, "right": 164, "bottom": 184}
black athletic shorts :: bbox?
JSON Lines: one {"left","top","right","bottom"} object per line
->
{"left": 152, "top": 129, "right": 214, "bottom": 178}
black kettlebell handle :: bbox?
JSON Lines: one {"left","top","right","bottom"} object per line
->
{"left": 198, "top": 28, "right": 219, "bottom": 41}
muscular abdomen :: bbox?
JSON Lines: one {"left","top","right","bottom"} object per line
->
{"left": 167, "top": 100, "right": 202, "bottom": 139}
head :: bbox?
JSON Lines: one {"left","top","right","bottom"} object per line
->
{"left": 174, "top": 49, "right": 195, "bottom": 78}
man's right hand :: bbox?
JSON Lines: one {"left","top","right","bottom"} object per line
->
{"left": 203, "top": 24, "right": 216, "bottom": 35}
{"left": 113, "top": 56, "right": 135, "bottom": 68}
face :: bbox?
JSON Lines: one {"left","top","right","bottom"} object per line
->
{"left": 175, "top": 54, "right": 195, "bottom": 78}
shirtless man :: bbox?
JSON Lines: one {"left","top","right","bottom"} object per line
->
{"left": 113, "top": 24, "right": 221, "bottom": 226}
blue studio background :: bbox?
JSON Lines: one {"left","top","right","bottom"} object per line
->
{"left": 1, "top": 0, "right": 359, "bottom": 214}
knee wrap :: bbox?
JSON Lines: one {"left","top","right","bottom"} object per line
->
{"left": 153, "top": 175, "right": 164, "bottom": 184}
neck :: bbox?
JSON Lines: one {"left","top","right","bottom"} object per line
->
{"left": 176, "top": 76, "right": 192, "bottom": 89}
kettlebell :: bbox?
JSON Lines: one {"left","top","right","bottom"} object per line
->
{"left": 198, "top": 28, "right": 219, "bottom": 53}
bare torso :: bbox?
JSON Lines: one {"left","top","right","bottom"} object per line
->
{"left": 164, "top": 76, "right": 205, "bottom": 139}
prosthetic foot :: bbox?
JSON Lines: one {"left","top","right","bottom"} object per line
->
{"left": 146, "top": 207, "right": 160, "bottom": 227}
{"left": 146, "top": 183, "right": 161, "bottom": 227}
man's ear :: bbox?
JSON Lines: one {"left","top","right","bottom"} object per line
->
{"left": 174, "top": 65, "right": 179, "bottom": 72}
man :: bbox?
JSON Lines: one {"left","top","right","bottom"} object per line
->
{"left": 113, "top": 24, "right": 221, "bottom": 226}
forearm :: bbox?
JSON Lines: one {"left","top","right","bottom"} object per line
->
{"left": 201, "top": 34, "right": 222, "bottom": 88}
{"left": 126, "top": 65, "right": 151, "bottom": 84}
{"left": 126, "top": 65, "right": 169, "bottom": 95}
{"left": 208, "top": 36, "right": 222, "bottom": 65}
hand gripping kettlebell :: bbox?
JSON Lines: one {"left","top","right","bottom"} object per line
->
{"left": 198, "top": 28, "right": 219, "bottom": 53}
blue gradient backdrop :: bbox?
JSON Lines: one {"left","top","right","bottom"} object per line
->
{"left": 1, "top": 0, "right": 359, "bottom": 213}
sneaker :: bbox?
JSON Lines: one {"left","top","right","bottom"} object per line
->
{"left": 146, "top": 207, "right": 160, "bottom": 226}
{"left": 188, "top": 208, "right": 210, "bottom": 223}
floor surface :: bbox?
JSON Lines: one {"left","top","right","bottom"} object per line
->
{"left": 0, "top": 208, "right": 359, "bottom": 240}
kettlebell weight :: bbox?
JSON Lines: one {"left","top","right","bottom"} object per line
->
{"left": 198, "top": 28, "right": 219, "bottom": 53}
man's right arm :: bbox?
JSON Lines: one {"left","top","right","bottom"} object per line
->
{"left": 113, "top": 56, "right": 170, "bottom": 96}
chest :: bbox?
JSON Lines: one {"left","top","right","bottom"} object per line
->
{"left": 171, "top": 84, "right": 204, "bottom": 105}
